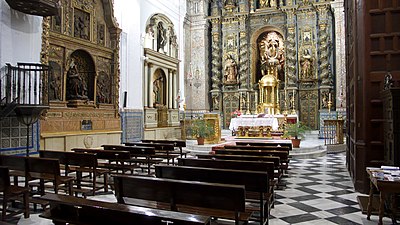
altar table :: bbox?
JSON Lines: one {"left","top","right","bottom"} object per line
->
{"left": 229, "top": 116, "right": 279, "bottom": 131}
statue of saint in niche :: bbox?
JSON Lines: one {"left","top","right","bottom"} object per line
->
{"left": 259, "top": 32, "right": 284, "bottom": 77}
{"left": 153, "top": 75, "right": 164, "bottom": 105}
{"left": 224, "top": 55, "right": 237, "bottom": 84}
{"left": 300, "top": 48, "right": 314, "bottom": 79}
{"left": 67, "top": 62, "right": 87, "bottom": 100}
{"left": 157, "top": 22, "right": 167, "bottom": 53}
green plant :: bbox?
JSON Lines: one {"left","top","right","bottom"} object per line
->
{"left": 190, "top": 119, "right": 215, "bottom": 138}
{"left": 285, "top": 122, "right": 310, "bottom": 139}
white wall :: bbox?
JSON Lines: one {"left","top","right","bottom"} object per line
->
{"left": 114, "top": 0, "right": 186, "bottom": 110}
{"left": 0, "top": 1, "right": 42, "bottom": 66}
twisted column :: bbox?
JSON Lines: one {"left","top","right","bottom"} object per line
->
{"left": 286, "top": 27, "right": 297, "bottom": 86}
{"left": 211, "top": 19, "right": 222, "bottom": 91}
{"left": 318, "top": 23, "right": 331, "bottom": 86}
{"left": 239, "top": 31, "right": 249, "bottom": 89}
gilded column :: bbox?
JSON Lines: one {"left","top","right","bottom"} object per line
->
{"left": 285, "top": 10, "right": 297, "bottom": 87}
{"left": 211, "top": 18, "right": 222, "bottom": 91}
{"left": 317, "top": 5, "right": 332, "bottom": 87}
{"left": 40, "top": 16, "right": 51, "bottom": 103}
{"left": 211, "top": 17, "right": 222, "bottom": 111}
{"left": 110, "top": 27, "right": 122, "bottom": 113}
{"left": 238, "top": 22, "right": 249, "bottom": 89}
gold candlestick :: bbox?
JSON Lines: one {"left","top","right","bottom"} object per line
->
{"left": 291, "top": 90, "right": 296, "bottom": 115}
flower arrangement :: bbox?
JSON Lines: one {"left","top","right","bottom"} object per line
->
{"left": 231, "top": 109, "right": 242, "bottom": 118}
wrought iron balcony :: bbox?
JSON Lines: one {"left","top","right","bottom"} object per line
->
{"left": 1, "top": 63, "right": 49, "bottom": 119}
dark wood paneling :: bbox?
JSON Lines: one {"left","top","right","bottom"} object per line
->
{"left": 346, "top": 0, "right": 400, "bottom": 193}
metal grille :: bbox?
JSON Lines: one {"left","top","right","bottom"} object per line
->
{"left": 1, "top": 63, "right": 49, "bottom": 106}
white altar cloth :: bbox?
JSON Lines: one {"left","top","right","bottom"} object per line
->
{"left": 229, "top": 116, "right": 279, "bottom": 131}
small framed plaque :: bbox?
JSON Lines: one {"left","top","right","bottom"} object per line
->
{"left": 81, "top": 120, "right": 92, "bottom": 130}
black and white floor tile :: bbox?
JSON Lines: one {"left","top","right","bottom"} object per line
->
{"left": 8, "top": 153, "right": 397, "bottom": 224}
{"left": 269, "top": 153, "right": 394, "bottom": 225}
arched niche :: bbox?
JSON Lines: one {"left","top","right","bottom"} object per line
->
{"left": 152, "top": 68, "right": 167, "bottom": 107}
{"left": 66, "top": 50, "right": 96, "bottom": 102}
{"left": 144, "top": 13, "right": 178, "bottom": 58}
{"left": 251, "top": 27, "right": 285, "bottom": 86}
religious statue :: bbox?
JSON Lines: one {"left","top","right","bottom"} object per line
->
{"left": 224, "top": 0, "right": 236, "bottom": 10}
{"left": 259, "top": 32, "right": 284, "bottom": 77}
{"left": 212, "top": 94, "right": 219, "bottom": 110}
{"left": 50, "top": 75, "right": 62, "bottom": 101}
{"left": 153, "top": 76, "right": 163, "bottom": 105}
{"left": 157, "top": 22, "right": 167, "bottom": 53}
{"left": 67, "top": 62, "right": 87, "bottom": 100}
{"left": 224, "top": 55, "right": 237, "bottom": 84}
{"left": 74, "top": 11, "right": 89, "bottom": 40}
{"left": 300, "top": 48, "right": 314, "bottom": 79}
{"left": 260, "top": 0, "right": 277, "bottom": 8}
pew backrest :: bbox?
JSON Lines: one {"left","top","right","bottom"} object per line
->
{"left": 155, "top": 165, "right": 268, "bottom": 193}
{"left": 177, "top": 158, "right": 274, "bottom": 181}
{"left": 114, "top": 175, "right": 246, "bottom": 212}
{"left": 141, "top": 139, "right": 186, "bottom": 148}
{"left": 40, "top": 193, "right": 211, "bottom": 225}
{"left": 124, "top": 142, "right": 175, "bottom": 151}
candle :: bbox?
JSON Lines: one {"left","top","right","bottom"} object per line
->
{"left": 285, "top": 89, "right": 287, "bottom": 101}
{"left": 292, "top": 89, "right": 295, "bottom": 100}
{"left": 329, "top": 93, "right": 331, "bottom": 102}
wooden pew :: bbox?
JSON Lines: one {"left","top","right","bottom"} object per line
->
{"left": 114, "top": 175, "right": 251, "bottom": 225}
{"left": 215, "top": 149, "right": 289, "bottom": 173}
{"left": 40, "top": 193, "right": 211, "bottom": 225}
{"left": 155, "top": 165, "right": 269, "bottom": 225}
{"left": 141, "top": 139, "right": 188, "bottom": 158}
{"left": 178, "top": 158, "right": 277, "bottom": 209}
{"left": 27, "top": 157, "right": 75, "bottom": 196}
{"left": 196, "top": 154, "right": 283, "bottom": 186}
{"left": 101, "top": 144, "right": 163, "bottom": 174}
{"left": 0, "top": 155, "right": 28, "bottom": 187}
{"left": 71, "top": 148, "right": 134, "bottom": 174}
{"left": 39, "top": 150, "right": 108, "bottom": 196}
{"left": 123, "top": 142, "right": 179, "bottom": 165}
{"left": 235, "top": 141, "right": 293, "bottom": 150}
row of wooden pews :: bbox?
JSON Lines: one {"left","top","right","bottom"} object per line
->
{"left": 40, "top": 193, "right": 212, "bottom": 225}
{"left": 109, "top": 141, "right": 286, "bottom": 225}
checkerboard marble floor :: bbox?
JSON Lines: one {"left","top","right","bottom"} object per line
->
{"left": 268, "top": 152, "right": 394, "bottom": 225}
{"left": 12, "top": 152, "right": 396, "bottom": 225}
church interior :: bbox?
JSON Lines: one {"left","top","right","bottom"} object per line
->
{"left": 0, "top": 0, "right": 399, "bottom": 224}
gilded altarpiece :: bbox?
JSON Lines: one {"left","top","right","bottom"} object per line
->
{"left": 206, "top": 0, "right": 335, "bottom": 129}
{"left": 40, "top": 0, "right": 122, "bottom": 150}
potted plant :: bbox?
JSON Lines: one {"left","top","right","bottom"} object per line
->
{"left": 285, "top": 122, "right": 310, "bottom": 148}
{"left": 190, "top": 118, "right": 215, "bottom": 145}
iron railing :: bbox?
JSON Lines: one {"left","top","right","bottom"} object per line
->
{"left": 1, "top": 63, "right": 49, "bottom": 107}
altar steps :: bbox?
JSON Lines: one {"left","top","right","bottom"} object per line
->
{"left": 185, "top": 130, "right": 334, "bottom": 159}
